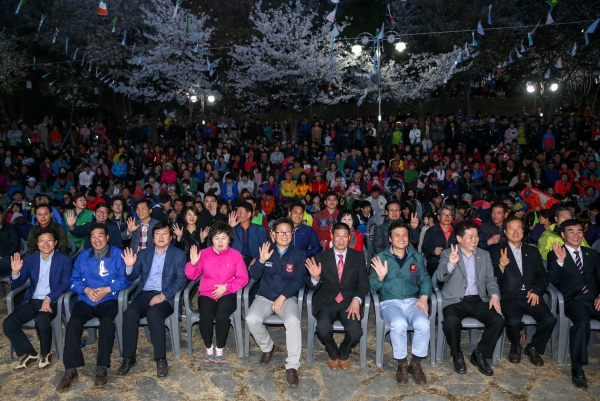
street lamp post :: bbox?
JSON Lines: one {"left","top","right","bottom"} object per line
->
{"left": 351, "top": 28, "right": 405, "bottom": 123}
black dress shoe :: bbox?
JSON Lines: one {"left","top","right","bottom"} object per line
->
{"left": 452, "top": 351, "right": 467, "bottom": 374}
{"left": 116, "top": 356, "right": 137, "bottom": 376}
{"left": 508, "top": 345, "right": 522, "bottom": 364}
{"left": 470, "top": 350, "right": 494, "bottom": 376}
{"left": 157, "top": 358, "right": 169, "bottom": 378}
{"left": 524, "top": 345, "right": 544, "bottom": 367}
{"left": 571, "top": 368, "right": 587, "bottom": 389}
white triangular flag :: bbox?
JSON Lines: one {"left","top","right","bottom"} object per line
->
{"left": 544, "top": 69, "right": 550, "bottom": 79}
{"left": 546, "top": 12, "right": 554, "bottom": 25}
{"left": 173, "top": 0, "right": 181, "bottom": 19}
{"left": 515, "top": 48, "right": 522, "bottom": 58}
{"left": 555, "top": 57, "right": 563, "bottom": 68}
{"left": 520, "top": 40, "right": 526, "bottom": 53}
{"left": 477, "top": 21, "right": 485, "bottom": 35}
{"left": 326, "top": 5, "right": 337, "bottom": 22}
{"left": 572, "top": 42, "right": 577, "bottom": 56}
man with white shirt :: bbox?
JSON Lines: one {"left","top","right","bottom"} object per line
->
{"left": 548, "top": 219, "right": 600, "bottom": 389}
{"left": 491, "top": 216, "right": 555, "bottom": 366}
{"left": 436, "top": 221, "right": 504, "bottom": 376}
{"left": 78, "top": 165, "right": 94, "bottom": 190}
{"left": 3, "top": 228, "right": 71, "bottom": 372}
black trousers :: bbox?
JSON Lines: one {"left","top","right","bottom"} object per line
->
{"left": 442, "top": 296, "right": 505, "bottom": 359}
{"left": 198, "top": 293, "right": 237, "bottom": 349}
{"left": 315, "top": 300, "right": 363, "bottom": 361}
{"left": 3, "top": 299, "right": 57, "bottom": 357}
{"left": 122, "top": 291, "right": 174, "bottom": 360}
{"left": 63, "top": 300, "right": 118, "bottom": 369}
{"left": 501, "top": 291, "right": 556, "bottom": 354}
{"left": 564, "top": 299, "right": 600, "bottom": 369}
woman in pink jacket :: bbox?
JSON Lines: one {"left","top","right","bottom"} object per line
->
{"left": 185, "top": 221, "right": 249, "bottom": 363}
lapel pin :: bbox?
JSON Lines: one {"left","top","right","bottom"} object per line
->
{"left": 525, "top": 254, "right": 527, "bottom": 257}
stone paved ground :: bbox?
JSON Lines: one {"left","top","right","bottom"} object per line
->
{"left": 1, "top": 299, "right": 600, "bottom": 401}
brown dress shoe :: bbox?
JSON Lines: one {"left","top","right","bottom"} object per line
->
{"left": 409, "top": 362, "right": 427, "bottom": 384}
{"left": 339, "top": 358, "right": 350, "bottom": 370}
{"left": 56, "top": 371, "right": 79, "bottom": 392}
{"left": 396, "top": 363, "right": 409, "bottom": 385}
{"left": 286, "top": 368, "right": 299, "bottom": 387}
{"left": 260, "top": 348, "right": 274, "bottom": 365}
{"left": 94, "top": 367, "right": 108, "bottom": 387}
{"left": 327, "top": 358, "right": 340, "bottom": 370}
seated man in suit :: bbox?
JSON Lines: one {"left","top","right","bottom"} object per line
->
{"left": 3, "top": 227, "right": 71, "bottom": 372}
{"left": 56, "top": 223, "right": 131, "bottom": 392}
{"left": 370, "top": 222, "right": 432, "bottom": 385}
{"left": 246, "top": 218, "right": 307, "bottom": 388}
{"left": 122, "top": 199, "right": 159, "bottom": 253}
{"left": 117, "top": 222, "right": 187, "bottom": 378}
{"left": 548, "top": 219, "right": 600, "bottom": 389}
{"left": 436, "top": 220, "right": 504, "bottom": 376}
{"left": 491, "top": 215, "right": 556, "bottom": 366}
{"left": 306, "top": 222, "right": 369, "bottom": 370}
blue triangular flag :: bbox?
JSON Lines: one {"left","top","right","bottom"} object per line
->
{"left": 330, "top": 24, "right": 340, "bottom": 37}
{"left": 477, "top": 21, "right": 485, "bottom": 35}
{"left": 572, "top": 42, "right": 577, "bottom": 56}
{"left": 488, "top": 5, "right": 492, "bottom": 25}
{"left": 472, "top": 31, "right": 478, "bottom": 46}
{"left": 586, "top": 18, "right": 600, "bottom": 34}
{"left": 515, "top": 48, "right": 522, "bottom": 58}
{"left": 528, "top": 33, "right": 533, "bottom": 46}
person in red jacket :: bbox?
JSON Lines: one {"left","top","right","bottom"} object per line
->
{"left": 311, "top": 172, "right": 328, "bottom": 195}
{"left": 312, "top": 192, "right": 340, "bottom": 248}
{"left": 324, "top": 210, "right": 364, "bottom": 251}
{"left": 554, "top": 172, "right": 572, "bottom": 196}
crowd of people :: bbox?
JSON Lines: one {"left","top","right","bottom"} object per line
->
{"left": 1, "top": 104, "right": 600, "bottom": 391}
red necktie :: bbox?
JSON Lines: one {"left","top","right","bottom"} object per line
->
{"left": 335, "top": 254, "right": 344, "bottom": 303}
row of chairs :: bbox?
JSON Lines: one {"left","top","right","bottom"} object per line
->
{"left": 2, "top": 244, "right": 598, "bottom": 369}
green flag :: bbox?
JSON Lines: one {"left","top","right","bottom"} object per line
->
{"left": 546, "top": 0, "right": 558, "bottom": 6}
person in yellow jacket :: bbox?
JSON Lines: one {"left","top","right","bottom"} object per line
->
{"left": 538, "top": 206, "right": 589, "bottom": 260}
{"left": 296, "top": 172, "right": 311, "bottom": 197}
{"left": 280, "top": 171, "right": 297, "bottom": 200}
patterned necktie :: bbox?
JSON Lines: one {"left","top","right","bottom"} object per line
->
{"left": 335, "top": 254, "right": 344, "bottom": 303}
{"left": 574, "top": 250, "right": 589, "bottom": 294}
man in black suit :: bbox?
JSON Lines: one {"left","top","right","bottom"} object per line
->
{"left": 117, "top": 222, "right": 187, "bottom": 378}
{"left": 491, "top": 216, "right": 556, "bottom": 366}
{"left": 548, "top": 219, "right": 600, "bottom": 389}
{"left": 306, "top": 222, "right": 369, "bottom": 371}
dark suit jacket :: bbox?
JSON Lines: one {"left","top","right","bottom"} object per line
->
{"left": 548, "top": 246, "right": 600, "bottom": 303}
{"left": 125, "top": 245, "right": 187, "bottom": 308}
{"left": 70, "top": 220, "right": 123, "bottom": 250}
{"left": 11, "top": 251, "right": 72, "bottom": 305}
{"left": 121, "top": 217, "right": 159, "bottom": 253}
{"left": 491, "top": 243, "right": 548, "bottom": 298}
{"left": 306, "top": 248, "right": 369, "bottom": 315}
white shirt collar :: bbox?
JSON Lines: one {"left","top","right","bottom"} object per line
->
{"left": 334, "top": 248, "right": 348, "bottom": 261}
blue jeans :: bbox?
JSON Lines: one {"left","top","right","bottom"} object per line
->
{"left": 380, "top": 298, "right": 430, "bottom": 359}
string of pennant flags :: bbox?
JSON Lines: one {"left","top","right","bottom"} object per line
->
{"left": 11, "top": 0, "right": 600, "bottom": 106}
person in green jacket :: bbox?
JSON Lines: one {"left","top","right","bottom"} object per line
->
{"left": 63, "top": 193, "right": 94, "bottom": 249}
{"left": 538, "top": 206, "right": 589, "bottom": 260}
{"left": 403, "top": 161, "right": 419, "bottom": 185}
{"left": 179, "top": 170, "right": 198, "bottom": 196}
{"left": 392, "top": 122, "right": 403, "bottom": 146}
{"left": 370, "top": 222, "right": 432, "bottom": 385}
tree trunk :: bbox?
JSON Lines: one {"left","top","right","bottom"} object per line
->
{"left": 149, "top": 102, "right": 160, "bottom": 144}
{"left": 466, "top": 78, "right": 472, "bottom": 117}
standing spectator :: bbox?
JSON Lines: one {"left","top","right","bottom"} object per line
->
{"left": 312, "top": 192, "right": 340, "bottom": 248}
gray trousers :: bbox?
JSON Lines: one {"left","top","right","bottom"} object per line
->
{"left": 245, "top": 295, "right": 301, "bottom": 370}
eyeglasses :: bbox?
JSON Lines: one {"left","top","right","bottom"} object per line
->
{"left": 275, "top": 231, "right": 292, "bottom": 236}
{"left": 37, "top": 239, "right": 55, "bottom": 244}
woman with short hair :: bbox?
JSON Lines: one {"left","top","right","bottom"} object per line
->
{"left": 185, "top": 221, "right": 249, "bottom": 363}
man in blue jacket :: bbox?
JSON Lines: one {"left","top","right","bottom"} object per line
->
{"left": 56, "top": 224, "right": 131, "bottom": 392}
{"left": 117, "top": 222, "right": 187, "bottom": 378}
{"left": 230, "top": 201, "right": 268, "bottom": 267}
{"left": 3, "top": 227, "right": 71, "bottom": 372}
{"left": 245, "top": 218, "right": 307, "bottom": 388}
{"left": 289, "top": 203, "right": 321, "bottom": 258}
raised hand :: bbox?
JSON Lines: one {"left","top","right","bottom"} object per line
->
{"left": 126, "top": 217, "right": 140, "bottom": 233}
{"left": 172, "top": 223, "right": 183, "bottom": 240}
{"left": 498, "top": 248, "right": 510, "bottom": 272}
{"left": 189, "top": 245, "right": 201, "bottom": 265}
{"left": 10, "top": 252, "right": 23, "bottom": 275}
{"left": 371, "top": 256, "right": 388, "bottom": 281}
{"left": 553, "top": 242, "right": 567, "bottom": 264}
{"left": 65, "top": 210, "right": 77, "bottom": 228}
{"left": 258, "top": 242, "right": 274, "bottom": 264}
{"left": 228, "top": 211, "right": 239, "bottom": 227}
{"left": 305, "top": 257, "right": 322, "bottom": 281}
{"left": 121, "top": 247, "right": 137, "bottom": 268}
{"left": 410, "top": 212, "right": 419, "bottom": 230}
{"left": 448, "top": 244, "right": 460, "bottom": 266}
{"left": 199, "top": 226, "right": 210, "bottom": 243}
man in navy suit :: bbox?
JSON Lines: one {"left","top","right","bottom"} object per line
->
{"left": 3, "top": 227, "right": 71, "bottom": 372}
{"left": 117, "top": 222, "right": 187, "bottom": 378}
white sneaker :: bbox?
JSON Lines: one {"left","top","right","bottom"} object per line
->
{"left": 215, "top": 347, "right": 225, "bottom": 363}
{"left": 204, "top": 345, "right": 215, "bottom": 362}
